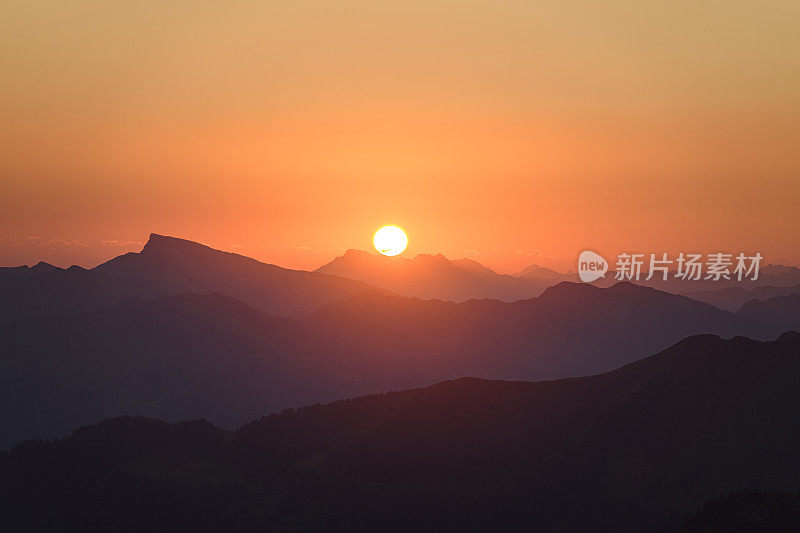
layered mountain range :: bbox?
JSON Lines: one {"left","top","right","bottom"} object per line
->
{"left": 4, "top": 234, "right": 799, "bottom": 326}
{"left": 3, "top": 233, "right": 800, "bottom": 529}
{"left": 1, "top": 235, "right": 797, "bottom": 448}
{"left": 315, "top": 249, "right": 556, "bottom": 301}
{"left": 317, "top": 247, "right": 800, "bottom": 310}
{"left": 0, "top": 234, "right": 379, "bottom": 323}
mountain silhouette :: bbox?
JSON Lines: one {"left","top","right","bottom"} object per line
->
{"left": 685, "top": 490, "right": 800, "bottom": 531}
{"left": 92, "top": 233, "right": 382, "bottom": 317}
{"left": 514, "top": 263, "right": 565, "bottom": 279}
{"left": 0, "top": 261, "right": 61, "bottom": 277}
{"left": 0, "top": 235, "right": 384, "bottom": 323}
{"left": 0, "top": 263, "right": 163, "bottom": 323}
{"left": 683, "top": 282, "right": 800, "bottom": 312}
{"left": 0, "top": 292, "right": 382, "bottom": 449}
{"left": 305, "top": 281, "right": 786, "bottom": 380}
{"left": 5, "top": 236, "right": 800, "bottom": 327}
{"left": 316, "top": 249, "right": 560, "bottom": 301}
{"left": 319, "top": 251, "right": 800, "bottom": 305}
{"left": 0, "top": 281, "right": 786, "bottom": 449}
{"left": 450, "top": 257, "right": 500, "bottom": 278}
{"left": 738, "top": 293, "right": 800, "bottom": 327}
{"left": 4, "top": 332, "right": 800, "bottom": 531}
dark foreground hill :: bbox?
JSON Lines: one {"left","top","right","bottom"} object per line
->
{"left": 3, "top": 332, "right": 800, "bottom": 531}
{"left": 685, "top": 490, "right": 800, "bottom": 531}
{"left": 0, "top": 283, "right": 787, "bottom": 448}
{"left": 0, "top": 293, "right": 379, "bottom": 450}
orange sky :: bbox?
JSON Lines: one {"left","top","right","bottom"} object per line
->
{"left": 1, "top": 1, "right": 799, "bottom": 273}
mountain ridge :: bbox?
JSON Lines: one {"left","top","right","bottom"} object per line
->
{"left": 316, "top": 248, "right": 557, "bottom": 302}
{"left": 4, "top": 331, "right": 800, "bottom": 530}
{"left": 90, "top": 233, "right": 387, "bottom": 318}
{"left": 0, "top": 280, "right": 788, "bottom": 449}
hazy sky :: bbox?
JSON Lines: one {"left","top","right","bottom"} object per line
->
{"left": 2, "top": 1, "right": 799, "bottom": 272}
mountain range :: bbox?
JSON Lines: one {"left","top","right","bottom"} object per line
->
{"left": 0, "top": 277, "right": 791, "bottom": 449}
{"left": 4, "top": 332, "right": 800, "bottom": 531}
{"left": 2, "top": 234, "right": 798, "bottom": 448}
{"left": 739, "top": 293, "right": 800, "bottom": 325}
{"left": 316, "top": 249, "right": 555, "bottom": 301}
{"left": 4, "top": 235, "right": 799, "bottom": 327}
{"left": 318, "top": 248, "right": 800, "bottom": 305}
{"left": 685, "top": 282, "right": 800, "bottom": 312}
{"left": 0, "top": 234, "right": 381, "bottom": 323}
{"left": 3, "top": 233, "right": 800, "bottom": 529}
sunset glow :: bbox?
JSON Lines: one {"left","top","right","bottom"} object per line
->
{"left": 3, "top": 3, "right": 800, "bottom": 529}
{"left": 0, "top": 1, "right": 798, "bottom": 272}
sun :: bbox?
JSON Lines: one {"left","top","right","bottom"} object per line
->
{"left": 373, "top": 225, "right": 408, "bottom": 256}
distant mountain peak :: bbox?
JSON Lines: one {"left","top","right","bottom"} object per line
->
{"left": 316, "top": 249, "right": 558, "bottom": 302}
{"left": 30, "top": 261, "right": 60, "bottom": 273}
{"left": 452, "top": 258, "right": 490, "bottom": 268}
{"left": 538, "top": 280, "right": 598, "bottom": 298}
{"left": 609, "top": 280, "right": 653, "bottom": 293}
{"left": 90, "top": 234, "right": 379, "bottom": 318}
{"left": 451, "top": 258, "right": 497, "bottom": 278}
{"left": 341, "top": 248, "right": 374, "bottom": 257}
{"left": 141, "top": 233, "right": 215, "bottom": 256}
{"left": 515, "top": 263, "right": 565, "bottom": 279}
{"left": 537, "top": 280, "right": 675, "bottom": 301}
{"left": 413, "top": 253, "right": 453, "bottom": 266}
{"left": 333, "top": 248, "right": 404, "bottom": 263}
{"left": 762, "top": 264, "right": 800, "bottom": 275}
